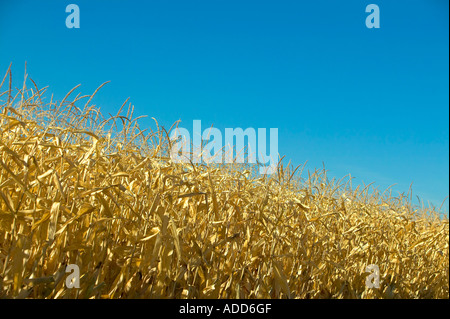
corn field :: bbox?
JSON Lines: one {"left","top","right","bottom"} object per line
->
{"left": 0, "top": 68, "right": 448, "bottom": 299}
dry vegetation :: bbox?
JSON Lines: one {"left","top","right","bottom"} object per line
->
{"left": 0, "top": 67, "right": 448, "bottom": 299}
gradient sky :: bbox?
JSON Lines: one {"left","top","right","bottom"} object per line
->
{"left": 0, "top": 0, "right": 448, "bottom": 212}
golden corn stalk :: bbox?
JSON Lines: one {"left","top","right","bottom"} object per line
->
{"left": 0, "top": 67, "right": 448, "bottom": 299}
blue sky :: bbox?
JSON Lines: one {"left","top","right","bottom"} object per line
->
{"left": 0, "top": 0, "right": 448, "bottom": 212}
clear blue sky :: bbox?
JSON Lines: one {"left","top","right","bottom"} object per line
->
{"left": 0, "top": 0, "right": 448, "bottom": 212}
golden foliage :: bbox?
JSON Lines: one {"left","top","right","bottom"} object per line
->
{"left": 0, "top": 67, "right": 448, "bottom": 299}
